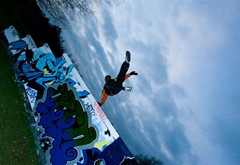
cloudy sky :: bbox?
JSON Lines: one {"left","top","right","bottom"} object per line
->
{"left": 59, "top": 1, "right": 240, "bottom": 164}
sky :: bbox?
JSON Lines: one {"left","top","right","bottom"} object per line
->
{"left": 59, "top": 1, "right": 240, "bottom": 164}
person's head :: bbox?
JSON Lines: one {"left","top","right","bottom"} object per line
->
{"left": 105, "top": 75, "right": 111, "bottom": 82}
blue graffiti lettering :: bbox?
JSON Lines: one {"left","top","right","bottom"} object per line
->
{"left": 25, "top": 87, "right": 37, "bottom": 103}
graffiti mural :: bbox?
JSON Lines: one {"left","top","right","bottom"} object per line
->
{"left": 2, "top": 25, "right": 136, "bottom": 165}
{"left": 35, "top": 83, "right": 97, "bottom": 164}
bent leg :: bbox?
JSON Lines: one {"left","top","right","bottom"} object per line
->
{"left": 117, "top": 61, "right": 129, "bottom": 83}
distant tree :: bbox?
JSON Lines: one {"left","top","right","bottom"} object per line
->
{"left": 135, "top": 155, "right": 164, "bottom": 165}
{"left": 36, "top": 0, "right": 122, "bottom": 24}
{"left": 13, "top": 0, "right": 64, "bottom": 56}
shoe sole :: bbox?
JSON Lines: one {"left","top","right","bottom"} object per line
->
{"left": 126, "top": 51, "right": 131, "bottom": 62}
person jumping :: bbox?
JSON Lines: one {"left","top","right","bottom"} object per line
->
{"left": 98, "top": 51, "right": 138, "bottom": 106}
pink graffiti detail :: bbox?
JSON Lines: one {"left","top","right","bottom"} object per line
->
{"left": 94, "top": 101, "right": 107, "bottom": 122}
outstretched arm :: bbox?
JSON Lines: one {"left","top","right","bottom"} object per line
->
{"left": 99, "top": 90, "right": 108, "bottom": 106}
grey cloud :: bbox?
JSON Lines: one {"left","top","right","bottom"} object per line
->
{"left": 61, "top": 4, "right": 199, "bottom": 165}
{"left": 62, "top": 13, "right": 120, "bottom": 96}
{"left": 209, "top": 108, "right": 240, "bottom": 165}
{"left": 100, "top": 9, "right": 118, "bottom": 51}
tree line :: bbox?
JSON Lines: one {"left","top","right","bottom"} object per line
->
{"left": 1, "top": 0, "right": 64, "bottom": 57}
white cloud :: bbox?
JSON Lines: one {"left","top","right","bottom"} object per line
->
{"left": 162, "top": 1, "right": 240, "bottom": 165}
{"left": 60, "top": 0, "right": 240, "bottom": 165}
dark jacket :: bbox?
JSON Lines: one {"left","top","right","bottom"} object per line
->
{"left": 99, "top": 73, "right": 131, "bottom": 105}
{"left": 104, "top": 79, "right": 123, "bottom": 96}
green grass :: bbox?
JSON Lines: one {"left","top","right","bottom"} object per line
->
{"left": 0, "top": 1, "right": 39, "bottom": 164}
{"left": 0, "top": 39, "right": 38, "bottom": 165}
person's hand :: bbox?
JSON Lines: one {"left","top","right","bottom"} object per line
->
{"left": 97, "top": 102, "right": 102, "bottom": 106}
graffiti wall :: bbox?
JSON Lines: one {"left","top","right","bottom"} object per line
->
{"left": 2, "top": 26, "right": 136, "bottom": 165}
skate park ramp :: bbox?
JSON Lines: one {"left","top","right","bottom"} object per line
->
{"left": 2, "top": 25, "right": 136, "bottom": 165}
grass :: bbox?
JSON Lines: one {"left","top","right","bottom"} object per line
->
{"left": 0, "top": 38, "right": 38, "bottom": 165}
{"left": 0, "top": 1, "right": 39, "bottom": 164}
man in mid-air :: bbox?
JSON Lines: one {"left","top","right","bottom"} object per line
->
{"left": 98, "top": 51, "right": 138, "bottom": 106}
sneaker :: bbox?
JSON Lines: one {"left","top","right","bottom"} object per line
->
{"left": 125, "top": 51, "right": 131, "bottom": 63}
